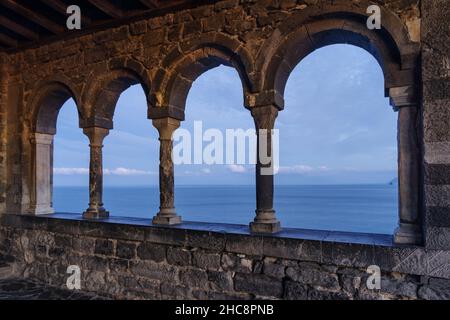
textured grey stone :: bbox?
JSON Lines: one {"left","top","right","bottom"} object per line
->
{"left": 286, "top": 263, "right": 340, "bottom": 290}
{"left": 136, "top": 242, "right": 166, "bottom": 262}
{"left": 208, "top": 271, "right": 234, "bottom": 291}
{"left": 94, "top": 239, "right": 115, "bottom": 256}
{"left": 283, "top": 280, "right": 308, "bottom": 300}
{"left": 380, "top": 278, "right": 418, "bottom": 299}
{"left": 263, "top": 262, "right": 285, "bottom": 279}
{"left": 185, "top": 231, "right": 226, "bottom": 251}
{"left": 426, "top": 207, "right": 450, "bottom": 227}
{"left": 225, "top": 234, "right": 264, "bottom": 256}
{"left": 129, "top": 260, "right": 176, "bottom": 281}
{"left": 263, "top": 238, "right": 321, "bottom": 262}
{"left": 192, "top": 250, "right": 221, "bottom": 270}
{"left": 179, "top": 268, "right": 208, "bottom": 289}
{"left": 166, "top": 247, "right": 191, "bottom": 266}
{"left": 424, "top": 142, "right": 450, "bottom": 164}
{"left": 234, "top": 273, "right": 283, "bottom": 298}
{"left": 425, "top": 185, "right": 450, "bottom": 207}
{"left": 426, "top": 227, "right": 450, "bottom": 250}
{"left": 115, "top": 241, "right": 137, "bottom": 260}
{"left": 308, "top": 289, "right": 350, "bottom": 300}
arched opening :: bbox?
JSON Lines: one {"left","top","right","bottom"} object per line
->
{"left": 30, "top": 83, "right": 84, "bottom": 215}
{"left": 102, "top": 84, "right": 159, "bottom": 217}
{"left": 53, "top": 99, "right": 89, "bottom": 213}
{"left": 276, "top": 44, "right": 398, "bottom": 234}
{"left": 174, "top": 65, "right": 255, "bottom": 224}
{"left": 80, "top": 68, "right": 152, "bottom": 219}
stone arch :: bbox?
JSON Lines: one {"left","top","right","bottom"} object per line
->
{"left": 256, "top": 1, "right": 420, "bottom": 108}
{"left": 150, "top": 33, "right": 255, "bottom": 119}
{"left": 26, "top": 74, "right": 82, "bottom": 215}
{"left": 82, "top": 58, "right": 151, "bottom": 128}
{"left": 29, "top": 74, "right": 82, "bottom": 134}
{"left": 253, "top": 1, "right": 422, "bottom": 244}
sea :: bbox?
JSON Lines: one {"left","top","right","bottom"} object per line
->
{"left": 53, "top": 184, "right": 398, "bottom": 235}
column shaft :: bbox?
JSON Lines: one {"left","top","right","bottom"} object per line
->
{"left": 152, "top": 117, "right": 181, "bottom": 225}
{"left": 83, "top": 127, "right": 109, "bottom": 219}
{"left": 395, "top": 105, "right": 422, "bottom": 244}
{"left": 250, "top": 105, "right": 281, "bottom": 233}
{"left": 29, "top": 133, "right": 55, "bottom": 215}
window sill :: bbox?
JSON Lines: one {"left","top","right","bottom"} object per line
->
{"left": 3, "top": 212, "right": 393, "bottom": 247}
{"left": 1, "top": 212, "right": 437, "bottom": 279}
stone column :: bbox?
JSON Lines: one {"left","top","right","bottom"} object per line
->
{"left": 152, "top": 117, "right": 181, "bottom": 225}
{"left": 83, "top": 127, "right": 109, "bottom": 219}
{"left": 250, "top": 105, "right": 281, "bottom": 233}
{"left": 390, "top": 86, "right": 422, "bottom": 245}
{"left": 29, "top": 133, "right": 55, "bottom": 215}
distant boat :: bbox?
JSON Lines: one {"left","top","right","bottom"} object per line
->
{"left": 389, "top": 177, "right": 398, "bottom": 185}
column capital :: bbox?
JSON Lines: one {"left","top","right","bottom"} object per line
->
{"left": 30, "top": 132, "right": 54, "bottom": 145}
{"left": 250, "top": 105, "right": 279, "bottom": 130}
{"left": 83, "top": 127, "right": 110, "bottom": 147}
{"left": 245, "top": 90, "right": 285, "bottom": 111}
{"left": 152, "top": 117, "right": 180, "bottom": 140}
{"left": 389, "top": 85, "right": 418, "bottom": 110}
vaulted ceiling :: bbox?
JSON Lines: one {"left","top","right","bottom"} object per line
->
{"left": 0, "top": 0, "right": 213, "bottom": 52}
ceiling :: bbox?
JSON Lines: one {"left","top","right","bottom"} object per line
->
{"left": 0, "top": 0, "right": 213, "bottom": 52}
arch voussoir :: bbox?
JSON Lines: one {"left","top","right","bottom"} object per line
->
{"left": 150, "top": 33, "right": 256, "bottom": 118}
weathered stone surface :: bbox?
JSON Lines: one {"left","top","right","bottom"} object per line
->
{"left": 192, "top": 250, "right": 221, "bottom": 270}
{"left": 179, "top": 268, "right": 209, "bottom": 289}
{"left": 94, "top": 239, "right": 115, "bottom": 256}
{"left": 136, "top": 242, "right": 166, "bottom": 262}
{"left": 234, "top": 273, "right": 283, "bottom": 298}
{"left": 208, "top": 271, "right": 234, "bottom": 292}
{"left": 115, "top": 241, "right": 137, "bottom": 260}
{"left": 286, "top": 263, "right": 340, "bottom": 290}
{"left": 166, "top": 246, "right": 191, "bottom": 266}
{"left": 283, "top": 280, "right": 308, "bottom": 300}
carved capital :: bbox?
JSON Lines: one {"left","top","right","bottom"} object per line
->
{"left": 83, "top": 127, "right": 110, "bottom": 147}
{"left": 30, "top": 132, "right": 54, "bottom": 145}
{"left": 152, "top": 117, "right": 180, "bottom": 140}
{"left": 251, "top": 105, "right": 279, "bottom": 130}
{"left": 389, "top": 86, "right": 418, "bottom": 109}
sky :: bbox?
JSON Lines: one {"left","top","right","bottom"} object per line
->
{"left": 53, "top": 44, "right": 397, "bottom": 186}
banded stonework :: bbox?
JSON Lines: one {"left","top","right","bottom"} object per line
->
{"left": 0, "top": 0, "right": 449, "bottom": 299}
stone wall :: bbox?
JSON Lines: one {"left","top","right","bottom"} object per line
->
{"left": 0, "top": 53, "right": 8, "bottom": 214}
{"left": 1, "top": 214, "right": 449, "bottom": 300}
{"left": 421, "top": 0, "right": 450, "bottom": 251}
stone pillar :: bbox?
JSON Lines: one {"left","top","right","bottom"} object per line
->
{"left": 152, "top": 117, "right": 181, "bottom": 225}
{"left": 29, "top": 133, "right": 55, "bottom": 215}
{"left": 390, "top": 86, "right": 422, "bottom": 245}
{"left": 83, "top": 127, "right": 109, "bottom": 219}
{"left": 250, "top": 105, "right": 281, "bottom": 233}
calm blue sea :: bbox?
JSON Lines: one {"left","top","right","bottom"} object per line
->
{"left": 53, "top": 184, "right": 398, "bottom": 235}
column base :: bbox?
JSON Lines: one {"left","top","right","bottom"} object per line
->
{"left": 83, "top": 208, "right": 109, "bottom": 219}
{"left": 28, "top": 205, "right": 55, "bottom": 215}
{"left": 394, "top": 222, "right": 422, "bottom": 245}
{"left": 250, "top": 209, "right": 281, "bottom": 234}
{"left": 152, "top": 208, "right": 182, "bottom": 225}
{"left": 250, "top": 221, "right": 281, "bottom": 234}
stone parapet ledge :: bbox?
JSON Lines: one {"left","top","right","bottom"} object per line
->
{"left": 0, "top": 213, "right": 448, "bottom": 281}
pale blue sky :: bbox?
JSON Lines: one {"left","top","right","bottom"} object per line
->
{"left": 53, "top": 44, "right": 397, "bottom": 186}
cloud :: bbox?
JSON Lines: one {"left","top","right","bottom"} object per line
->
{"left": 278, "top": 165, "right": 329, "bottom": 174}
{"left": 53, "top": 168, "right": 89, "bottom": 175}
{"left": 104, "top": 167, "right": 156, "bottom": 176}
{"left": 227, "top": 164, "right": 246, "bottom": 173}
{"left": 54, "top": 167, "right": 156, "bottom": 176}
